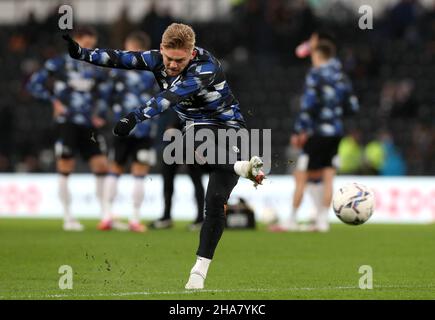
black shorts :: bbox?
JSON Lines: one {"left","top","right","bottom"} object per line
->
{"left": 180, "top": 124, "right": 248, "bottom": 166}
{"left": 55, "top": 122, "right": 106, "bottom": 161}
{"left": 110, "top": 136, "right": 156, "bottom": 166}
{"left": 296, "top": 135, "right": 341, "bottom": 171}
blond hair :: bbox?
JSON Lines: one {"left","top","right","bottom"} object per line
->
{"left": 161, "top": 23, "right": 196, "bottom": 50}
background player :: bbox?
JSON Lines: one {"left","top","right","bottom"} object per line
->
{"left": 63, "top": 23, "right": 265, "bottom": 289}
{"left": 272, "top": 39, "right": 359, "bottom": 232}
{"left": 99, "top": 31, "right": 159, "bottom": 233}
{"left": 27, "top": 27, "right": 109, "bottom": 231}
{"left": 149, "top": 108, "right": 205, "bottom": 232}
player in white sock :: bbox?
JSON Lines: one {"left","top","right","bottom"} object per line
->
{"left": 97, "top": 32, "right": 158, "bottom": 232}
{"left": 59, "top": 173, "right": 83, "bottom": 231}
{"left": 307, "top": 179, "right": 324, "bottom": 216}
{"left": 315, "top": 167, "right": 336, "bottom": 232}
{"left": 185, "top": 156, "right": 265, "bottom": 290}
{"left": 65, "top": 24, "right": 268, "bottom": 291}
{"left": 95, "top": 173, "right": 106, "bottom": 216}
{"left": 99, "top": 159, "right": 155, "bottom": 233}
{"left": 306, "top": 177, "right": 328, "bottom": 231}
{"left": 101, "top": 173, "right": 119, "bottom": 224}
{"left": 305, "top": 171, "right": 334, "bottom": 233}
{"left": 270, "top": 35, "right": 358, "bottom": 233}
{"left": 131, "top": 175, "right": 145, "bottom": 225}
{"left": 101, "top": 172, "right": 147, "bottom": 231}
{"left": 268, "top": 146, "right": 308, "bottom": 233}
{"left": 27, "top": 27, "right": 109, "bottom": 232}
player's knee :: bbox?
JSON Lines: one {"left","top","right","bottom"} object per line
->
{"left": 90, "top": 156, "right": 108, "bottom": 173}
{"left": 206, "top": 192, "right": 226, "bottom": 206}
{"left": 110, "top": 163, "right": 124, "bottom": 175}
{"left": 131, "top": 162, "right": 149, "bottom": 176}
{"left": 57, "top": 159, "right": 75, "bottom": 173}
{"left": 205, "top": 194, "right": 227, "bottom": 218}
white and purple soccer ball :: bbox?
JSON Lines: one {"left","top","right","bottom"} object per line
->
{"left": 332, "top": 183, "right": 375, "bottom": 225}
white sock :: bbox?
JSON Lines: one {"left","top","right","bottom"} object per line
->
{"left": 59, "top": 174, "right": 72, "bottom": 222}
{"left": 307, "top": 181, "right": 324, "bottom": 220}
{"left": 317, "top": 206, "right": 330, "bottom": 229}
{"left": 102, "top": 174, "right": 118, "bottom": 222}
{"left": 233, "top": 161, "right": 250, "bottom": 178}
{"left": 131, "top": 175, "right": 144, "bottom": 224}
{"left": 289, "top": 206, "right": 298, "bottom": 225}
{"left": 95, "top": 174, "right": 106, "bottom": 217}
{"left": 191, "top": 256, "right": 212, "bottom": 279}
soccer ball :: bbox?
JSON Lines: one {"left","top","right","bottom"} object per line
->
{"left": 332, "top": 183, "right": 375, "bottom": 225}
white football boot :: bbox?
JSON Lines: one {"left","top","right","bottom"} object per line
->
{"left": 185, "top": 271, "right": 205, "bottom": 290}
{"left": 63, "top": 220, "right": 84, "bottom": 231}
{"left": 112, "top": 220, "right": 129, "bottom": 231}
{"left": 236, "top": 156, "right": 266, "bottom": 188}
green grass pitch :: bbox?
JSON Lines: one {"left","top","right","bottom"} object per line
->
{"left": 1, "top": 219, "right": 434, "bottom": 300}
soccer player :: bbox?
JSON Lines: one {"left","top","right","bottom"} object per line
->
{"left": 27, "top": 27, "right": 109, "bottom": 231}
{"left": 99, "top": 31, "right": 159, "bottom": 233}
{"left": 62, "top": 23, "right": 265, "bottom": 289}
{"left": 273, "top": 39, "right": 359, "bottom": 232}
{"left": 149, "top": 108, "right": 205, "bottom": 231}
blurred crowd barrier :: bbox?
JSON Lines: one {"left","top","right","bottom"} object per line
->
{"left": 1, "top": 173, "right": 434, "bottom": 223}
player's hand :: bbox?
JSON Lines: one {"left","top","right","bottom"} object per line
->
{"left": 295, "top": 41, "right": 311, "bottom": 58}
{"left": 92, "top": 116, "right": 106, "bottom": 128}
{"left": 52, "top": 99, "right": 67, "bottom": 117}
{"left": 62, "top": 34, "right": 82, "bottom": 59}
{"left": 113, "top": 112, "right": 137, "bottom": 137}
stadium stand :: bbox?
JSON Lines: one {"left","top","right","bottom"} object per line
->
{"left": 1, "top": 0, "right": 434, "bottom": 175}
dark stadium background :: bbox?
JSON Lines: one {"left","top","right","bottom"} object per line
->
{"left": 0, "top": 0, "right": 433, "bottom": 176}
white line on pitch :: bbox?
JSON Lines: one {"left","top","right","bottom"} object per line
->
{"left": 1, "top": 284, "right": 435, "bottom": 299}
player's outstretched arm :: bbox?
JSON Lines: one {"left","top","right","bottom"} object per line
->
{"left": 62, "top": 34, "right": 82, "bottom": 58}
{"left": 113, "top": 63, "right": 215, "bottom": 137}
{"left": 62, "top": 34, "right": 156, "bottom": 70}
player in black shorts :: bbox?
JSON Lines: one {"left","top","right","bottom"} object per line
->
{"left": 27, "top": 27, "right": 109, "bottom": 231}
{"left": 271, "top": 37, "right": 359, "bottom": 232}
{"left": 63, "top": 23, "right": 266, "bottom": 289}
{"left": 149, "top": 109, "right": 205, "bottom": 231}
{"left": 98, "top": 32, "right": 158, "bottom": 232}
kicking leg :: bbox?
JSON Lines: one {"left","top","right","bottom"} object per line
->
{"left": 185, "top": 170, "right": 239, "bottom": 289}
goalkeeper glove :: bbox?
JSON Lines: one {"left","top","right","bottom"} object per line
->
{"left": 62, "top": 34, "right": 82, "bottom": 59}
{"left": 113, "top": 112, "right": 139, "bottom": 137}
